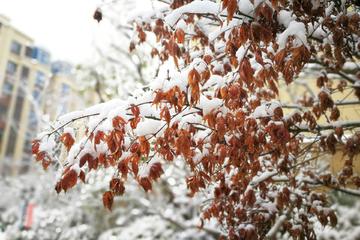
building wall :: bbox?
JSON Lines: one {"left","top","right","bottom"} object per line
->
{"left": 0, "top": 14, "right": 51, "bottom": 176}
{"left": 279, "top": 73, "right": 359, "bottom": 123}
{"left": 44, "top": 64, "right": 79, "bottom": 122}
{"left": 277, "top": 67, "right": 360, "bottom": 182}
{"left": 0, "top": 15, "right": 100, "bottom": 176}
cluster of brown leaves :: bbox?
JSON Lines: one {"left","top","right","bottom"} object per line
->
{"left": 320, "top": 13, "right": 360, "bottom": 71}
{"left": 32, "top": 1, "right": 360, "bottom": 239}
{"left": 32, "top": 139, "right": 52, "bottom": 170}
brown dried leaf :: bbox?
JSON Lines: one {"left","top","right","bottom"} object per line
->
{"left": 110, "top": 178, "right": 125, "bottom": 195}
{"left": 160, "top": 107, "right": 172, "bottom": 126}
{"left": 139, "top": 136, "right": 150, "bottom": 157}
{"left": 61, "top": 133, "right": 75, "bottom": 152}
{"left": 188, "top": 69, "right": 201, "bottom": 84}
{"left": 118, "top": 160, "right": 128, "bottom": 181}
{"left": 31, "top": 139, "right": 40, "bottom": 155}
{"left": 138, "top": 177, "right": 152, "bottom": 192}
{"left": 149, "top": 162, "right": 164, "bottom": 181}
{"left": 93, "top": 8, "right": 102, "bottom": 23}
{"left": 103, "top": 191, "right": 114, "bottom": 211}
{"left": 36, "top": 151, "right": 51, "bottom": 170}
{"left": 79, "top": 170, "right": 86, "bottom": 184}
{"left": 216, "top": 117, "right": 227, "bottom": 141}
{"left": 61, "top": 169, "right": 78, "bottom": 192}
{"left": 55, "top": 182, "right": 62, "bottom": 194}
{"left": 227, "top": 0, "right": 238, "bottom": 24}
{"left": 80, "top": 153, "right": 98, "bottom": 170}
{"left": 330, "top": 106, "right": 340, "bottom": 121}
{"left": 239, "top": 57, "right": 254, "bottom": 87}
{"left": 175, "top": 28, "right": 185, "bottom": 43}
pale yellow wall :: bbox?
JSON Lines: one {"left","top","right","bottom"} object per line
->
{"left": 279, "top": 75, "right": 359, "bottom": 123}
{"left": 44, "top": 74, "right": 79, "bottom": 122}
{"left": 0, "top": 15, "right": 34, "bottom": 158}
{"left": 82, "top": 88, "right": 101, "bottom": 106}
{"left": 277, "top": 71, "right": 360, "bottom": 180}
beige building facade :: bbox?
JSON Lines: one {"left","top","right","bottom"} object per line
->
{"left": 0, "top": 14, "right": 82, "bottom": 176}
{"left": 45, "top": 61, "right": 79, "bottom": 122}
{"left": 0, "top": 14, "right": 53, "bottom": 175}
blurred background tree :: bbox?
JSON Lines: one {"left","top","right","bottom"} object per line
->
{"left": 76, "top": 0, "right": 160, "bottom": 102}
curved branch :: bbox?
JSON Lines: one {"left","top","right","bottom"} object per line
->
{"left": 289, "top": 120, "right": 360, "bottom": 133}
{"left": 309, "top": 59, "right": 357, "bottom": 84}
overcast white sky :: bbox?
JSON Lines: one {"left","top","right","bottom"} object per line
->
{"left": 0, "top": 0, "right": 102, "bottom": 65}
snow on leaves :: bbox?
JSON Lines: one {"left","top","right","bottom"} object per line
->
{"left": 32, "top": 139, "right": 52, "bottom": 170}
{"left": 31, "top": 0, "right": 360, "bottom": 239}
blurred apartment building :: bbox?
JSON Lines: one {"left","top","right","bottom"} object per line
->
{"left": 0, "top": 14, "right": 80, "bottom": 176}
{"left": 46, "top": 61, "right": 79, "bottom": 122}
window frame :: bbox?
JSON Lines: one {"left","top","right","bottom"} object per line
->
{"left": 61, "top": 83, "right": 70, "bottom": 97}
{"left": 25, "top": 46, "right": 33, "bottom": 58}
{"left": 6, "top": 61, "right": 17, "bottom": 74}
{"left": 10, "top": 40, "right": 21, "bottom": 55}
{"left": 34, "top": 71, "right": 46, "bottom": 86}
{"left": 32, "top": 90, "right": 41, "bottom": 105}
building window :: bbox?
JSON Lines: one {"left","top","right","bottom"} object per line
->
{"left": 28, "top": 111, "right": 37, "bottom": 123}
{"left": 24, "top": 140, "right": 33, "bottom": 150}
{"left": 11, "top": 41, "right": 21, "bottom": 55}
{"left": 0, "top": 128, "right": 4, "bottom": 153}
{"left": 21, "top": 66, "right": 30, "bottom": 80}
{"left": 0, "top": 105, "right": 6, "bottom": 145}
{"left": 40, "top": 52, "right": 50, "bottom": 65}
{"left": 51, "top": 61, "right": 73, "bottom": 77}
{"left": 25, "top": 46, "right": 33, "bottom": 58}
{"left": 2, "top": 82, "right": 13, "bottom": 94}
{"left": 24, "top": 133, "right": 35, "bottom": 150}
{"left": 3, "top": 62, "right": 17, "bottom": 94}
{"left": 6, "top": 61, "right": 17, "bottom": 73}
{"left": 0, "top": 105, "right": 7, "bottom": 115}
{"left": 32, "top": 47, "right": 51, "bottom": 66}
{"left": 28, "top": 111, "right": 38, "bottom": 133}
{"left": 33, "top": 90, "right": 41, "bottom": 105}
{"left": 35, "top": 71, "right": 45, "bottom": 86}
{"left": 61, "top": 83, "right": 70, "bottom": 97}
{"left": 59, "top": 103, "right": 68, "bottom": 115}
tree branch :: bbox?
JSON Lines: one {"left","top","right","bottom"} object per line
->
{"left": 289, "top": 120, "right": 360, "bottom": 133}
{"left": 265, "top": 204, "right": 294, "bottom": 240}
{"left": 158, "top": 212, "right": 221, "bottom": 236}
{"left": 309, "top": 59, "right": 357, "bottom": 84}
